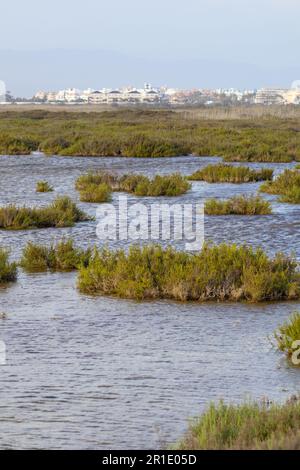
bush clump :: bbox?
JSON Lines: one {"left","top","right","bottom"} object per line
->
{"left": 0, "top": 196, "right": 90, "bottom": 230}
{"left": 0, "top": 248, "right": 17, "bottom": 283}
{"left": 79, "top": 183, "right": 112, "bottom": 203}
{"left": 205, "top": 195, "right": 272, "bottom": 215}
{"left": 175, "top": 398, "right": 300, "bottom": 449}
{"left": 274, "top": 312, "right": 300, "bottom": 364}
{"left": 77, "top": 244, "right": 300, "bottom": 302}
{"left": 36, "top": 180, "right": 53, "bottom": 192}
{"left": 20, "top": 239, "right": 91, "bottom": 272}
{"left": 189, "top": 164, "right": 273, "bottom": 183}
{"left": 75, "top": 172, "right": 191, "bottom": 200}
{"left": 260, "top": 169, "right": 300, "bottom": 203}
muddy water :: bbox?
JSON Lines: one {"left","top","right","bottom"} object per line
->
{"left": 0, "top": 154, "right": 300, "bottom": 449}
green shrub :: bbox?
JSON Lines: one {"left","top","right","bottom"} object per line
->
{"left": 0, "top": 248, "right": 17, "bottom": 283}
{"left": 274, "top": 312, "right": 300, "bottom": 364}
{"left": 260, "top": 169, "right": 300, "bottom": 203}
{"left": 36, "top": 180, "right": 53, "bottom": 192}
{"left": 0, "top": 196, "right": 90, "bottom": 230}
{"left": 205, "top": 195, "right": 272, "bottom": 215}
{"left": 20, "top": 239, "right": 91, "bottom": 272}
{"left": 75, "top": 172, "right": 190, "bottom": 198}
{"left": 79, "top": 183, "right": 111, "bottom": 203}
{"left": 189, "top": 164, "right": 273, "bottom": 183}
{"left": 77, "top": 244, "right": 300, "bottom": 302}
{"left": 174, "top": 398, "right": 300, "bottom": 449}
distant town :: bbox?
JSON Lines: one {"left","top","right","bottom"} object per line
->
{"left": 1, "top": 81, "right": 300, "bottom": 106}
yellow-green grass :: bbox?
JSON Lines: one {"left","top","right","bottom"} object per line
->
{"left": 274, "top": 312, "right": 300, "bottom": 365}
{"left": 36, "top": 180, "right": 53, "bottom": 192}
{"left": 79, "top": 182, "right": 112, "bottom": 203}
{"left": 260, "top": 169, "right": 300, "bottom": 203}
{"left": 77, "top": 243, "right": 300, "bottom": 302}
{"left": 174, "top": 398, "right": 300, "bottom": 450}
{"left": 205, "top": 195, "right": 272, "bottom": 215}
{"left": 1, "top": 109, "right": 300, "bottom": 162}
{"left": 20, "top": 239, "right": 91, "bottom": 272}
{"left": 189, "top": 164, "right": 273, "bottom": 183}
{"left": 0, "top": 196, "right": 90, "bottom": 230}
{"left": 75, "top": 172, "right": 191, "bottom": 200}
{"left": 0, "top": 248, "right": 17, "bottom": 283}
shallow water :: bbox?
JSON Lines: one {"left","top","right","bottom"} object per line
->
{"left": 0, "top": 153, "right": 300, "bottom": 449}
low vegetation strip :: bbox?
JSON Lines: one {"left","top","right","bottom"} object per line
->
{"left": 260, "top": 169, "right": 300, "bottom": 203}
{"left": 20, "top": 239, "right": 91, "bottom": 272}
{"left": 0, "top": 196, "right": 90, "bottom": 230}
{"left": 189, "top": 164, "right": 273, "bottom": 183}
{"left": 1, "top": 109, "right": 300, "bottom": 162}
{"left": 75, "top": 172, "right": 191, "bottom": 201}
{"left": 174, "top": 398, "right": 300, "bottom": 450}
{"left": 77, "top": 244, "right": 300, "bottom": 302}
{"left": 274, "top": 312, "right": 300, "bottom": 365}
{"left": 205, "top": 195, "right": 272, "bottom": 215}
{"left": 0, "top": 248, "right": 17, "bottom": 283}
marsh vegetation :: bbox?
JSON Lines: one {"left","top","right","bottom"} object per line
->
{"left": 77, "top": 243, "right": 300, "bottom": 302}
{"left": 36, "top": 180, "right": 53, "bottom": 192}
{"left": 260, "top": 169, "right": 300, "bottom": 203}
{"left": 20, "top": 239, "right": 91, "bottom": 272}
{"left": 75, "top": 172, "right": 191, "bottom": 201}
{"left": 0, "top": 196, "right": 90, "bottom": 230}
{"left": 189, "top": 164, "right": 273, "bottom": 183}
{"left": 205, "top": 195, "right": 272, "bottom": 215}
{"left": 0, "top": 109, "right": 300, "bottom": 161}
{"left": 274, "top": 312, "right": 300, "bottom": 365}
{"left": 0, "top": 248, "right": 17, "bottom": 283}
{"left": 175, "top": 398, "right": 300, "bottom": 450}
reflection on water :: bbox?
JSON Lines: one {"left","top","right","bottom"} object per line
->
{"left": 0, "top": 153, "right": 300, "bottom": 449}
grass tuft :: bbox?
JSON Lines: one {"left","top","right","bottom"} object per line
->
{"left": 274, "top": 312, "right": 300, "bottom": 364}
{"left": 189, "top": 164, "right": 273, "bottom": 183}
{"left": 20, "top": 239, "right": 91, "bottom": 272}
{"left": 205, "top": 195, "right": 272, "bottom": 215}
{"left": 75, "top": 172, "right": 191, "bottom": 201}
{"left": 174, "top": 398, "right": 300, "bottom": 449}
{"left": 0, "top": 248, "right": 17, "bottom": 283}
{"left": 0, "top": 196, "right": 90, "bottom": 230}
{"left": 260, "top": 169, "right": 300, "bottom": 203}
{"left": 36, "top": 180, "right": 53, "bottom": 192}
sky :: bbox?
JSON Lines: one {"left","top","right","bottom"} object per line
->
{"left": 0, "top": 0, "right": 299, "bottom": 95}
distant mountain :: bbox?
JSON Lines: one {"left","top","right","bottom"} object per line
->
{"left": 0, "top": 49, "right": 299, "bottom": 97}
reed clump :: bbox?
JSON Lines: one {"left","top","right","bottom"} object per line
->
{"left": 260, "top": 169, "right": 300, "bottom": 203}
{"left": 77, "top": 244, "right": 300, "bottom": 302}
{"left": 75, "top": 172, "right": 191, "bottom": 201}
{"left": 175, "top": 398, "right": 300, "bottom": 450}
{"left": 189, "top": 164, "right": 273, "bottom": 183}
{"left": 79, "top": 183, "right": 112, "bottom": 203}
{"left": 20, "top": 239, "right": 91, "bottom": 272}
{"left": 0, "top": 196, "right": 90, "bottom": 230}
{"left": 0, "top": 248, "right": 17, "bottom": 283}
{"left": 36, "top": 180, "right": 53, "bottom": 192}
{"left": 274, "top": 312, "right": 300, "bottom": 364}
{"left": 205, "top": 195, "right": 272, "bottom": 215}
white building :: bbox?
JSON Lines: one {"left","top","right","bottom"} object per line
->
{"left": 255, "top": 88, "right": 287, "bottom": 105}
{"left": 64, "top": 88, "right": 81, "bottom": 102}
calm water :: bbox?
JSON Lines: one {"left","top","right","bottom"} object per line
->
{"left": 0, "top": 153, "right": 300, "bottom": 449}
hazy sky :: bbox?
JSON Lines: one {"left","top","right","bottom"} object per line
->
{"left": 0, "top": 0, "right": 299, "bottom": 95}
